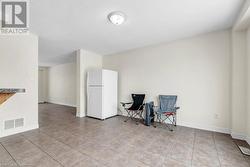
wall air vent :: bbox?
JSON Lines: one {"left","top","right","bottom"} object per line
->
{"left": 15, "top": 118, "right": 24, "bottom": 128}
{"left": 4, "top": 120, "right": 14, "bottom": 130}
{"left": 4, "top": 118, "right": 24, "bottom": 130}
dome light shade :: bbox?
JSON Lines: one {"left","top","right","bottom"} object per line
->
{"left": 108, "top": 12, "right": 126, "bottom": 25}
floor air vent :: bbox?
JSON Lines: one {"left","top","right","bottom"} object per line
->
{"left": 4, "top": 118, "right": 24, "bottom": 130}
{"left": 239, "top": 146, "right": 250, "bottom": 156}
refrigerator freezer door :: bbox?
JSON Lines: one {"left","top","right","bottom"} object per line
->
{"left": 87, "top": 87, "right": 103, "bottom": 119}
{"left": 87, "top": 70, "right": 103, "bottom": 86}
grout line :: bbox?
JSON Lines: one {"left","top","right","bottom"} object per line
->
{"left": 233, "top": 139, "right": 250, "bottom": 166}
{"left": 244, "top": 156, "right": 250, "bottom": 166}
{"left": 22, "top": 129, "right": 108, "bottom": 166}
{"left": 4, "top": 103, "right": 242, "bottom": 167}
{"left": 241, "top": 151, "right": 250, "bottom": 166}
{"left": 213, "top": 132, "right": 222, "bottom": 167}
{"left": 21, "top": 135, "right": 64, "bottom": 167}
{"left": 38, "top": 131, "right": 110, "bottom": 166}
{"left": 190, "top": 129, "right": 196, "bottom": 167}
{"left": 0, "top": 142, "right": 20, "bottom": 167}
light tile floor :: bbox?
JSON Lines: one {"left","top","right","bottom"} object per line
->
{"left": 0, "top": 103, "right": 249, "bottom": 167}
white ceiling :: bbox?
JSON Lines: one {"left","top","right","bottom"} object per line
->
{"left": 30, "top": 0, "right": 245, "bottom": 66}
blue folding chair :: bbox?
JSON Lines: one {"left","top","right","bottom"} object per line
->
{"left": 154, "top": 95, "right": 180, "bottom": 131}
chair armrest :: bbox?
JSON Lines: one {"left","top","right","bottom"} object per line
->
{"left": 152, "top": 106, "right": 180, "bottom": 110}
{"left": 154, "top": 107, "right": 180, "bottom": 114}
{"left": 120, "top": 102, "right": 132, "bottom": 107}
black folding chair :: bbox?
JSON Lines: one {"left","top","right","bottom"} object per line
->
{"left": 121, "top": 94, "right": 145, "bottom": 124}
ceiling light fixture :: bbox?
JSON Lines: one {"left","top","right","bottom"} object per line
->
{"left": 108, "top": 11, "right": 126, "bottom": 25}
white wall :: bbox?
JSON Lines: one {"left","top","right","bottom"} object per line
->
{"left": 38, "top": 67, "right": 48, "bottom": 103}
{"left": 104, "top": 30, "right": 231, "bottom": 133}
{"left": 76, "top": 49, "right": 102, "bottom": 117}
{"left": 0, "top": 34, "right": 38, "bottom": 138}
{"left": 47, "top": 62, "right": 77, "bottom": 107}
{"left": 231, "top": 31, "right": 247, "bottom": 139}
{"left": 233, "top": 22, "right": 250, "bottom": 144}
{"left": 247, "top": 29, "right": 250, "bottom": 142}
{"left": 231, "top": 0, "right": 250, "bottom": 142}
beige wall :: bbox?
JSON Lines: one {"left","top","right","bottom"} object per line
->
{"left": 231, "top": 31, "right": 247, "bottom": 139}
{"left": 247, "top": 29, "right": 250, "bottom": 141}
{"left": 47, "top": 62, "right": 77, "bottom": 107}
{"left": 104, "top": 30, "right": 231, "bottom": 133}
{"left": 76, "top": 49, "right": 103, "bottom": 117}
{"left": 37, "top": 49, "right": 102, "bottom": 117}
{"left": 38, "top": 67, "right": 48, "bottom": 103}
{"left": 0, "top": 34, "right": 38, "bottom": 138}
{"left": 231, "top": 0, "right": 250, "bottom": 143}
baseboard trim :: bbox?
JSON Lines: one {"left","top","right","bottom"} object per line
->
{"left": 38, "top": 101, "right": 47, "bottom": 104}
{"left": 119, "top": 112, "right": 231, "bottom": 134}
{"left": 76, "top": 111, "right": 86, "bottom": 118}
{"left": 179, "top": 121, "right": 231, "bottom": 134}
{"left": 231, "top": 132, "right": 246, "bottom": 140}
{"left": 0, "top": 124, "right": 39, "bottom": 138}
{"left": 47, "top": 101, "right": 76, "bottom": 108}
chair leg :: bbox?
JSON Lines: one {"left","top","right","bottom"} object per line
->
{"left": 135, "top": 112, "right": 141, "bottom": 125}
{"left": 174, "top": 114, "right": 177, "bottom": 126}
{"left": 161, "top": 115, "right": 175, "bottom": 131}
{"left": 124, "top": 109, "right": 133, "bottom": 122}
{"left": 171, "top": 116, "right": 174, "bottom": 131}
{"left": 124, "top": 109, "right": 129, "bottom": 122}
{"left": 125, "top": 111, "right": 138, "bottom": 124}
{"left": 131, "top": 111, "right": 139, "bottom": 124}
{"left": 124, "top": 117, "right": 129, "bottom": 122}
{"left": 124, "top": 109, "right": 144, "bottom": 125}
{"left": 173, "top": 115, "right": 177, "bottom": 130}
{"left": 154, "top": 114, "right": 161, "bottom": 128}
{"left": 153, "top": 123, "right": 157, "bottom": 128}
{"left": 166, "top": 116, "right": 173, "bottom": 131}
{"left": 170, "top": 115, "right": 174, "bottom": 131}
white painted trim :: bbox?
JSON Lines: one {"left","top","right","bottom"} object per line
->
{"left": 231, "top": 132, "right": 246, "bottom": 140}
{"left": 0, "top": 124, "right": 39, "bottom": 138}
{"left": 47, "top": 101, "right": 76, "bottom": 108}
{"left": 76, "top": 111, "right": 85, "bottom": 118}
{"left": 179, "top": 121, "right": 231, "bottom": 134}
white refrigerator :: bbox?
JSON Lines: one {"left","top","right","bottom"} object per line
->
{"left": 87, "top": 69, "right": 118, "bottom": 120}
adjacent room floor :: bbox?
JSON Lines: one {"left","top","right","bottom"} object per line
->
{"left": 0, "top": 103, "right": 250, "bottom": 167}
